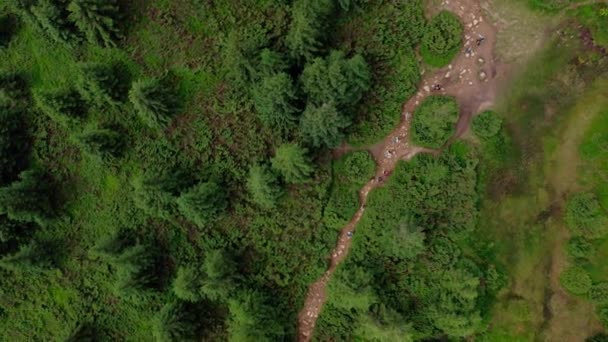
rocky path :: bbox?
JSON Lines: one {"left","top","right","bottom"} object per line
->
{"left": 296, "top": 0, "right": 504, "bottom": 340}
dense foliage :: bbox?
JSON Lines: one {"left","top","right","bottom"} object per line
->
{"left": 472, "top": 110, "right": 502, "bottom": 139}
{"left": 412, "top": 95, "right": 459, "bottom": 148}
{"left": 421, "top": 11, "right": 463, "bottom": 67}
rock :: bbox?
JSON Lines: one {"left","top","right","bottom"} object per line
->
{"left": 445, "top": 72, "right": 451, "bottom": 78}
{"left": 448, "top": 64, "right": 452, "bottom": 69}
{"left": 423, "top": 85, "right": 430, "bottom": 92}
{"left": 477, "top": 57, "right": 485, "bottom": 65}
{"left": 478, "top": 70, "right": 487, "bottom": 80}
{"left": 473, "top": 19, "right": 478, "bottom": 25}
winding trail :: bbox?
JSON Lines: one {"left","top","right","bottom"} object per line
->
{"left": 296, "top": 0, "right": 505, "bottom": 340}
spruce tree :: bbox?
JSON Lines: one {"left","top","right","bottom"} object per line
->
{"left": 286, "top": 0, "right": 334, "bottom": 60}
{"left": 129, "top": 78, "right": 179, "bottom": 129}
{"left": 173, "top": 266, "right": 204, "bottom": 302}
{"left": 257, "top": 49, "right": 288, "bottom": 76}
{"left": 199, "top": 249, "right": 237, "bottom": 301}
{"left": 252, "top": 72, "right": 298, "bottom": 135}
{"left": 0, "top": 168, "right": 57, "bottom": 226}
{"left": 0, "top": 106, "right": 30, "bottom": 186}
{"left": 0, "top": 71, "right": 29, "bottom": 108}
{"left": 0, "top": 14, "right": 19, "bottom": 49}
{"left": 300, "top": 102, "right": 349, "bottom": 148}
{"left": 77, "top": 128, "right": 125, "bottom": 159}
{"left": 76, "top": 63, "right": 125, "bottom": 107}
{"left": 30, "top": 0, "right": 79, "bottom": 45}
{"left": 271, "top": 144, "right": 313, "bottom": 184}
{"left": 132, "top": 172, "right": 176, "bottom": 219}
{"left": 67, "top": 0, "right": 120, "bottom": 47}
{"left": 176, "top": 180, "right": 227, "bottom": 227}
{"left": 246, "top": 164, "right": 282, "bottom": 209}
{"left": 35, "top": 88, "right": 88, "bottom": 124}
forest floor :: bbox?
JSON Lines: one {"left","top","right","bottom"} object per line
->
{"left": 296, "top": 0, "right": 505, "bottom": 340}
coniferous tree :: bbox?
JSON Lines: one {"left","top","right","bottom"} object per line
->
{"left": 132, "top": 172, "right": 176, "bottom": 219}
{"left": 271, "top": 143, "right": 313, "bottom": 184}
{"left": 252, "top": 72, "right": 298, "bottom": 135}
{"left": 246, "top": 164, "right": 282, "bottom": 209}
{"left": 0, "top": 14, "right": 19, "bottom": 49}
{"left": 176, "top": 180, "right": 227, "bottom": 227}
{"left": 0, "top": 71, "right": 29, "bottom": 108}
{"left": 67, "top": 323, "right": 102, "bottom": 342}
{"left": 0, "top": 240, "right": 62, "bottom": 272}
{"left": 67, "top": 0, "right": 120, "bottom": 47}
{"left": 199, "top": 249, "right": 237, "bottom": 301}
{"left": 286, "top": 0, "right": 334, "bottom": 60}
{"left": 300, "top": 102, "right": 349, "bottom": 148}
{"left": 173, "top": 266, "right": 204, "bottom": 302}
{"left": 0, "top": 168, "right": 58, "bottom": 225}
{"left": 77, "top": 128, "right": 125, "bottom": 159}
{"left": 153, "top": 301, "right": 197, "bottom": 342}
{"left": 129, "top": 78, "right": 179, "bottom": 129}
{"left": 257, "top": 48, "right": 288, "bottom": 76}
{"left": 30, "top": 0, "right": 79, "bottom": 45}
{"left": 35, "top": 88, "right": 88, "bottom": 124}
{"left": 76, "top": 63, "right": 125, "bottom": 107}
{"left": 0, "top": 106, "right": 30, "bottom": 186}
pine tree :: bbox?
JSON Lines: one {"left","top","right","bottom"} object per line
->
{"left": 76, "top": 63, "right": 125, "bottom": 107}
{"left": 67, "top": 0, "right": 120, "bottom": 47}
{"left": 0, "top": 168, "right": 57, "bottom": 226}
{"left": 0, "top": 14, "right": 19, "bottom": 49}
{"left": 257, "top": 49, "right": 288, "bottom": 76}
{"left": 129, "top": 78, "right": 179, "bottom": 129}
{"left": 77, "top": 128, "right": 125, "bottom": 159}
{"left": 176, "top": 180, "right": 227, "bottom": 227}
{"left": 286, "top": 0, "right": 334, "bottom": 60}
{"left": 67, "top": 323, "right": 102, "bottom": 342}
{"left": 300, "top": 102, "right": 349, "bottom": 148}
{"left": 173, "top": 266, "right": 204, "bottom": 302}
{"left": 271, "top": 144, "right": 313, "bottom": 184}
{"left": 301, "top": 50, "right": 370, "bottom": 110}
{"left": 0, "top": 71, "right": 29, "bottom": 108}
{"left": 252, "top": 72, "right": 298, "bottom": 135}
{"left": 0, "top": 106, "right": 30, "bottom": 186}
{"left": 246, "top": 164, "right": 282, "bottom": 209}
{"left": 35, "top": 88, "right": 88, "bottom": 124}
{"left": 0, "top": 241, "right": 55, "bottom": 272}
{"left": 132, "top": 172, "right": 176, "bottom": 219}
{"left": 199, "top": 249, "right": 237, "bottom": 301}
{"left": 31, "top": 0, "right": 79, "bottom": 45}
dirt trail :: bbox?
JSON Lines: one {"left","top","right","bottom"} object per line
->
{"left": 296, "top": 0, "right": 504, "bottom": 340}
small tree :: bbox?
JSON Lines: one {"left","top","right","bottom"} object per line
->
{"left": 0, "top": 14, "right": 19, "bottom": 49}
{"left": 77, "top": 63, "right": 125, "bottom": 107}
{"left": 252, "top": 73, "right": 298, "bottom": 135}
{"left": 246, "top": 165, "right": 282, "bottom": 209}
{"left": 0, "top": 106, "right": 30, "bottom": 186}
{"left": 271, "top": 144, "right": 313, "bottom": 184}
{"left": 0, "top": 240, "right": 61, "bottom": 272}
{"left": 31, "top": 0, "right": 79, "bottom": 45}
{"left": 257, "top": 49, "right": 288, "bottom": 76}
{"left": 590, "top": 283, "right": 608, "bottom": 304}
{"left": 411, "top": 95, "right": 459, "bottom": 149}
{"left": 472, "top": 110, "right": 502, "bottom": 139}
{"left": 0, "top": 168, "right": 58, "bottom": 225}
{"left": 567, "top": 237, "right": 595, "bottom": 260}
{"left": 173, "top": 266, "right": 204, "bottom": 302}
{"left": 420, "top": 11, "right": 463, "bottom": 67}
{"left": 35, "top": 88, "right": 88, "bottom": 124}
{"left": 132, "top": 172, "right": 176, "bottom": 219}
{"left": 176, "top": 180, "right": 227, "bottom": 227}
{"left": 286, "top": 0, "right": 334, "bottom": 60}
{"left": 0, "top": 71, "right": 29, "bottom": 108}
{"left": 129, "top": 78, "right": 179, "bottom": 129}
{"left": 77, "top": 128, "right": 125, "bottom": 159}
{"left": 68, "top": 0, "right": 120, "bottom": 47}
{"left": 199, "top": 249, "right": 237, "bottom": 301}
{"left": 560, "top": 266, "right": 592, "bottom": 295}
{"left": 300, "top": 102, "right": 349, "bottom": 148}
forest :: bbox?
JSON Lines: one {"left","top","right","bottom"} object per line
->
{"left": 0, "top": 0, "right": 607, "bottom": 341}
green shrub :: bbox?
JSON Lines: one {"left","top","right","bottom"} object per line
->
{"left": 129, "top": 78, "right": 179, "bottom": 129}
{"left": 598, "top": 305, "right": 608, "bottom": 328}
{"left": 411, "top": 95, "right": 459, "bottom": 148}
{"left": 472, "top": 110, "right": 502, "bottom": 139}
{"left": 587, "top": 333, "right": 608, "bottom": 342}
{"left": 0, "top": 71, "right": 29, "bottom": 108}
{"left": 566, "top": 237, "right": 595, "bottom": 260}
{"left": 565, "top": 192, "right": 608, "bottom": 239}
{"left": 590, "top": 283, "right": 608, "bottom": 304}
{"left": 560, "top": 266, "right": 592, "bottom": 295}
{"left": 420, "top": 10, "right": 463, "bottom": 67}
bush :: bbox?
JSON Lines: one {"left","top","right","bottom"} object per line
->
{"left": 67, "top": 0, "right": 120, "bottom": 47}
{"left": 590, "top": 283, "right": 608, "bottom": 304}
{"left": 129, "top": 78, "right": 179, "bottom": 129}
{"left": 0, "top": 71, "right": 29, "bottom": 108}
{"left": 598, "top": 305, "right": 608, "bottom": 328}
{"left": 420, "top": 10, "right": 463, "bottom": 67}
{"left": 411, "top": 95, "right": 459, "bottom": 148}
{"left": 567, "top": 237, "right": 595, "bottom": 260}
{"left": 587, "top": 333, "right": 608, "bottom": 342}
{"left": 472, "top": 110, "right": 502, "bottom": 139}
{"left": 565, "top": 192, "right": 608, "bottom": 239}
{"left": 560, "top": 266, "right": 592, "bottom": 295}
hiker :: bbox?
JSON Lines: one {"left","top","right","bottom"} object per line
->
{"left": 476, "top": 37, "right": 485, "bottom": 46}
{"left": 346, "top": 231, "right": 353, "bottom": 238}
{"left": 433, "top": 84, "right": 442, "bottom": 91}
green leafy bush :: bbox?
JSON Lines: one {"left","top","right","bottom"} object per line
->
{"left": 411, "top": 95, "right": 459, "bottom": 148}
{"left": 590, "top": 283, "right": 608, "bottom": 304}
{"left": 567, "top": 237, "right": 595, "bottom": 260}
{"left": 565, "top": 192, "right": 608, "bottom": 239}
{"left": 598, "top": 305, "right": 608, "bottom": 328}
{"left": 129, "top": 77, "right": 179, "bottom": 129}
{"left": 560, "top": 266, "right": 592, "bottom": 295}
{"left": 420, "top": 10, "right": 463, "bottom": 67}
{"left": 472, "top": 110, "right": 502, "bottom": 139}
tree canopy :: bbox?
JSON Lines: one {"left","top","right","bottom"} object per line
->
{"left": 411, "top": 95, "right": 459, "bottom": 148}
